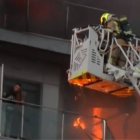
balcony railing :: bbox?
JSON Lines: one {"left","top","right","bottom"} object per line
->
{"left": 0, "top": 0, "right": 105, "bottom": 39}
{"left": 0, "top": 98, "right": 113, "bottom": 140}
{"left": 0, "top": 64, "right": 113, "bottom": 140}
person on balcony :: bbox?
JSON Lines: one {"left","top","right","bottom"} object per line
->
{"left": 3, "top": 83, "right": 23, "bottom": 138}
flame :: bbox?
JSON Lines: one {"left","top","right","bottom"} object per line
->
{"left": 73, "top": 117, "right": 86, "bottom": 130}
{"left": 92, "top": 108, "right": 103, "bottom": 140}
{"left": 69, "top": 73, "right": 100, "bottom": 87}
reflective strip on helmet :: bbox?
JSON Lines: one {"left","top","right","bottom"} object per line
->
{"left": 100, "top": 13, "right": 110, "bottom": 24}
{"left": 120, "top": 17, "right": 127, "bottom": 21}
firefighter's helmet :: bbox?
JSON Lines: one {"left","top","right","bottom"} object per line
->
{"left": 100, "top": 13, "right": 113, "bottom": 25}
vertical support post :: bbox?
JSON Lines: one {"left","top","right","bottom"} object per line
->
{"left": 0, "top": 64, "right": 4, "bottom": 136}
{"left": 26, "top": 0, "right": 30, "bottom": 31}
{"left": 20, "top": 104, "right": 25, "bottom": 138}
{"left": 136, "top": 39, "right": 138, "bottom": 49}
{"left": 61, "top": 113, "right": 65, "bottom": 140}
{"left": 102, "top": 119, "right": 106, "bottom": 140}
{"left": 0, "top": 64, "right": 4, "bottom": 101}
{"left": 4, "top": 14, "right": 7, "bottom": 28}
{"left": 66, "top": 6, "right": 69, "bottom": 37}
{"left": 69, "top": 35, "right": 74, "bottom": 76}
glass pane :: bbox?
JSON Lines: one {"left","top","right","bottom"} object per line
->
{"left": 23, "top": 105, "right": 40, "bottom": 139}
{"left": 3, "top": 77, "right": 41, "bottom": 105}
{"left": 3, "top": 0, "right": 27, "bottom": 31}
{"left": 0, "top": 64, "right": 4, "bottom": 97}
{"left": 63, "top": 113, "right": 114, "bottom": 140}
{"left": 0, "top": 0, "right": 102, "bottom": 38}
{"left": 1, "top": 101, "right": 22, "bottom": 138}
{"left": 0, "top": 0, "right": 5, "bottom": 28}
{"left": 23, "top": 105, "right": 62, "bottom": 139}
{"left": 63, "top": 113, "right": 93, "bottom": 139}
{"left": 29, "top": 0, "right": 66, "bottom": 38}
{"left": 0, "top": 64, "right": 4, "bottom": 136}
{"left": 1, "top": 101, "right": 114, "bottom": 139}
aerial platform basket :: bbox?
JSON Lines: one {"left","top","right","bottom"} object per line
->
{"left": 68, "top": 26, "right": 138, "bottom": 97}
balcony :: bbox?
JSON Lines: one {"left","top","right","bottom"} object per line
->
{"left": 0, "top": 64, "right": 113, "bottom": 140}
{"left": 0, "top": 0, "right": 102, "bottom": 39}
{"left": 0, "top": 99, "right": 114, "bottom": 140}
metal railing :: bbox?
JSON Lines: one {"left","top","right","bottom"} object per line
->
{"left": 0, "top": 97, "right": 110, "bottom": 140}
{"left": 0, "top": 64, "right": 113, "bottom": 140}
{"left": 0, "top": 0, "right": 107, "bottom": 39}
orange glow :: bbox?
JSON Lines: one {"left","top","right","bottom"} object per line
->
{"left": 86, "top": 80, "right": 134, "bottom": 97}
{"left": 69, "top": 72, "right": 134, "bottom": 97}
{"left": 69, "top": 73, "right": 100, "bottom": 87}
{"left": 70, "top": 79, "right": 84, "bottom": 87}
{"left": 92, "top": 108, "right": 103, "bottom": 140}
{"left": 111, "top": 87, "right": 135, "bottom": 97}
{"left": 73, "top": 117, "right": 86, "bottom": 130}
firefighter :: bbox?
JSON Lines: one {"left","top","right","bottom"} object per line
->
{"left": 100, "top": 13, "right": 133, "bottom": 40}
{"left": 100, "top": 13, "right": 121, "bottom": 37}
{"left": 119, "top": 16, "right": 133, "bottom": 41}
{"left": 100, "top": 13, "right": 132, "bottom": 67}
